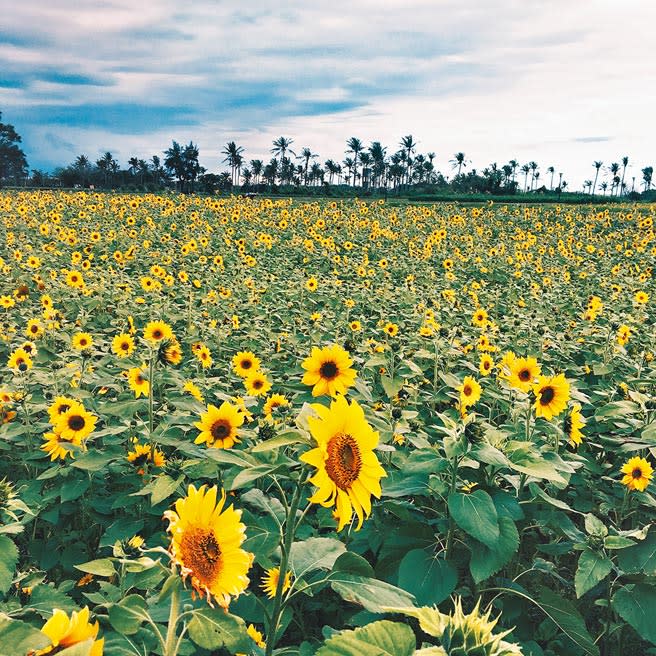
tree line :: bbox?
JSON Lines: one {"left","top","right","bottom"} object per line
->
{"left": 1, "top": 111, "right": 653, "bottom": 197}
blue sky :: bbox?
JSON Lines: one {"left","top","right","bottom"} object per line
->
{"left": 1, "top": 0, "right": 655, "bottom": 190}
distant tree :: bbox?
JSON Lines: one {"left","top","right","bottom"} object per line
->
{"left": 528, "top": 162, "right": 538, "bottom": 190}
{"left": 128, "top": 156, "right": 139, "bottom": 178}
{"left": 600, "top": 181, "right": 608, "bottom": 195}
{"left": 508, "top": 159, "right": 519, "bottom": 184}
{"left": 520, "top": 164, "right": 531, "bottom": 192}
{"left": 342, "top": 156, "right": 355, "bottom": 186}
{"left": 222, "top": 141, "right": 244, "bottom": 186}
{"left": 609, "top": 162, "right": 620, "bottom": 196}
{"left": 642, "top": 166, "right": 653, "bottom": 191}
{"left": 450, "top": 152, "right": 467, "bottom": 176}
{"left": 164, "top": 141, "right": 184, "bottom": 190}
{"left": 399, "top": 135, "right": 416, "bottom": 185}
{"left": 369, "top": 142, "right": 387, "bottom": 187}
{"left": 262, "top": 158, "right": 279, "bottom": 187}
{"left": 96, "top": 152, "right": 118, "bottom": 187}
{"left": 250, "top": 159, "right": 263, "bottom": 186}
{"left": 164, "top": 141, "right": 201, "bottom": 192}
{"left": 297, "top": 147, "right": 317, "bottom": 186}
{"left": 150, "top": 155, "right": 165, "bottom": 187}
{"left": 345, "top": 137, "right": 363, "bottom": 187}
{"left": 620, "top": 156, "right": 629, "bottom": 196}
{"left": 241, "top": 168, "right": 252, "bottom": 187}
{"left": 583, "top": 180, "right": 593, "bottom": 194}
{"left": 73, "top": 155, "right": 91, "bottom": 187}
{"left": 547, "top": 166, "right": 555, "bottom": 190}
{"left": 271, "top": 137, "right": 294, "bottom": 184}
{"left": 0, "top": 112, "right": 28, "bottom": 185}
{"left": 359, "top": 151, "right": 373, "bottom": 187}
{"left": 324, "top": 159, "right": 339, "bottom": 185}
{"left": 592, "top": 161, "right": 603, "bottom": 195}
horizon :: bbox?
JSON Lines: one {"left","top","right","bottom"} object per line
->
{"left": 2, "top": 0, "right": 655, "bottom": 191}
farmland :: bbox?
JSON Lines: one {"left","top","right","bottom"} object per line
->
{"left": 0, "top": 190, "right": 655, "bottom": 655}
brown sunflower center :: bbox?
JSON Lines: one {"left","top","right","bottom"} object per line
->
{"left": 319, "top": 360, "right": 338, "bottom": 380}
{"left": 632, "top": 468, "right": 644, "bottom": 480}
{"left": 68, "top": 415, "right": 85, "bottom": 431}
{"left": 483, "top": 361, "right": 490, "bottom": 370}
{"left": 463, "top": 385, "right": 472, "bottom": 396}
{"left": 121, "top": 342, "right": 129, "bottom": 350}
{"left": 252, "top": 379, "right": 263, "bottom": 389}
{"left": 240, "top": 359, "right": 252, "bottom": 370}
{"left": 180, "top": 528, "right": 222, "bottom": 584}
{"left": 325, "top": 432, "right": 362, "bottom": 490}
{"left": 211, "top": 420, "right": 231, "bottom": 441}
{"left": 540, "top": 386, "right": 556, "bottom": 405}
{"left": 152, "top": 329, "right": 163, "bottom": 339}
{"left": 518, "top": 368, "right": 531, "bottom": 381}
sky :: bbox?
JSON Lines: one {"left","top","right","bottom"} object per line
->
{"left": 1, "top": 0, "right": 655, "bottom": 191}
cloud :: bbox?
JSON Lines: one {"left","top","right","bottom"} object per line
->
{"left": 2, "top": 0, "right": 655, "bottom": 189}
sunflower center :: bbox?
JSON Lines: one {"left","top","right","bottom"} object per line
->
{"left": 152, "top": 329, "right": 163, "bottom": 339}
{"left": 463, "top": 385, "right": 472, "bottom": 397}
{"left": 540, "top": 386, "right": 556, "bottom": 405}
{"left": 632, "top": 468, "right": 644, "bottom": 479}
{"left": 121, "top": 342, "right": 129, "bottom": 350}
{"left": 518, "top": 368, "right": 531, "bottom": 381}
{"left": 180, "top": 528, "right": 222, "bottom": 584}
{"left": 211, "top": 420, "right": 231, "bottom": 441}
{"left": 68, "top": 415, "right": 85, "bottom": 431}
{"left": 325, "top": 433, "right": 362, "bottom": 490}
{"left": 240, "top": 359, "right": 252, "bottom": 370}
{"left": 253, "top": 379, "right": 263, "bottom": 389}
{"left": 319, "top": 361, "right": 339, "bottom": 380}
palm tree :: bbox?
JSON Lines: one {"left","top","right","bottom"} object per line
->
{"left": 359, "top": 152, "right": 372, "bottom": 188}
{"left": 96, "top": 152, "right": 117, "bottom": 187}
{"left": 324, "top": 159, "right": 339, "bottom": 185}
{"left": 263, "top": 158, "right": 278, "bottom": 187}
{"left": 450, "top": 152, "right": 467, "bottom": 176}
{"left": 297, "top": 147, "right": 317, "bottom": 186}
{"left": 583, "top": 180, "right": 593, "bottom": 194}
{"left": 592, "top": 161, "right": 603, "bottom": 195}
{"left": 642, "top": 166, "right": 653, "bottom": 191}
{"left": 369, "top": 142, "right": 387, "bottom": 188}
{"left": 509, "top": 159, "right": 519, "bottom": 184}
{"left": 399, "top": 135, "right": 416, "bottom": 185}
{"left": 520, "top": 164, "right": 530, "bottom": 192}
{"left": 164, "top": 142, "right": 184, "bottom": 190}
{"left": 150, "top": 155, "right": 164, "bottom": 187}
{"left": 250, "top": 159, "right": 263, "bottom": 186}
{"left": 600, "top": 181, "right": 608, "bottom": 196}
{"left": 128, "top": 157, "right": 139, "bottom": 178}
{"left": 343, "top": 157, "right": 355, "bottom": 186}
{"left": 309, "top": 162, "right": 324, "bottom": 186}
{"left": 620, "top": 156, "right": 629, "bottom": 196}
{"left": 137, "top": 159, "right": 148, "bottom": 185}
{"left": 74, "top": 155, "right": 90, "bottom": 187}
{"left": 271, "top": 137, "right": 294, "bottom": 184}
{"left": 608, "top": 163, "right": 620, "bottom": 195}
{"left": 345, "top": 137, "right": 363, "bottom": 186}
{"left": 528, "top": 162, "right": 538, "bottom": 190}
{"left": 222, "top": 142, "right": 244, "bottom": 186}
{"left": 547, "top": 166, "right": 555, "bottom": 190}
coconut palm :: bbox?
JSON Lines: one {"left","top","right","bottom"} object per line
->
{"left": 642, "top": 166, "right": 653, "bottom": 191}
{"left": 345, "top": 137, "right": 363, "bottom": 186}
{"left": 450, "top": 152, "right": 467, "bottom": 176}
{"left": 520, "top": 164, "right": 531, "bottom": 192}
{"left": 592, "top": 161, "right": 603, "bottom": 195}
{"left": 399, "top": 135, "right": 417, "bottom": 185}
{"left": 600, "top": 181, "right": 608, "bottom": 195}
{"left": 359, "top": 151, "right": 372, "bottom": 188}
{"left": 271, "top": 137, "right": 294, "bottom": 183}
{"left": 528, "top": 162, "right": 538, "bottom": 190}
{"left": 369, "top": 142, "right": 387, "bottom": 188}
{"left": 342, "top": 157, "right": 355, "bottom": 186}
{"left": 620, "top": 156, "right": 629, "bottom": 196}
{"left": 324, "top": 159, "right": 339, "bottom": 185}
{"left": 250, "top": 159, "right": 263, "bottom": 186}
{"left": 297, "top": 147, "right": 317, "bottom": 186}
{"left": 222, "top": 142, "right": 244, "bottom": 186}
{"left": 547, "top": 166, "right": 555, "bottom": 190}
{"left": 609, "top": 163, "right": 620, "bottom": 196}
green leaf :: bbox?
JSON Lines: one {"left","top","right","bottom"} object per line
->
{"left": 0, "top": 615, "right": 50, "bottom": 655}
{"left": 447, "top": 490, "right": 499, "bottom": 549}
{"left": 584, "top": 514, "right": 607, "bottom": 538}
{"left": 537, "top": 587, "right": 599, "bottom": 655}
{"left": 108, "top": 595, "right": 148, "bottom": 635}
{"left": 229, "top": 464, "right": 278, "bottom": 490}
{"left": 333, "top": 552, "right": 375, "bottom": 578}
{"left": 316, "top": 620, "right": 415, "bottom": 656}
{"left": 71, "top": 451, "right": 117, "bottom": 471}
{"left": 149, "top": 474, "right": 181, "bottom": 505}
{"left": 575, "top": 550, "right": 612, "bottom": 598}
{"left": 241, "top": 488, "right": 286, "bottom": 524}
{"left": 618, "top": 527, "right": 656, "bottom": 575}
{"left": 290, "top": 537, "right": 346, "bottom": 579}
{"left": 60, "top": 478, "right": 90, "bottom": 502}
{"left": 603, "top": 535, "right": 636, "bottom": 550}
{"left": 75, "top": 558, "right": 116, "bottom": 577}
{"left": 0, "top": 536, "right": 18, "bottom": 595}
{"left": 469, "top": 516, "right": 519, "bottom": 583}
{"left": 251, "top": 429, "right": 308, "bottom": 452}
{"left": 398, "top": 550, "right": 457, "bottom": 605}
{"left": 54, "top": 640, "right": 96, "bottom": 656}
{"left": 612, "top": 584, "right": 656, "bottom": 645}
{"left": 381, "top": 376, "right": 404, "bottom": 400}
{"left": 187, "top": 608, "right": 251, "bottom": 651}
{"left": 330, "top": 574, "right": 416, "bottom": 612}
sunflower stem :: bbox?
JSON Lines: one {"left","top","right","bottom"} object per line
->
{"left": 265, "top": 480, "right": 303, "bottom": 656}
{"left": 163, "top": 578, "right": 180, "bottom": 656}
{"left": 148, "top": 355, "right": 155, "bottom": 439}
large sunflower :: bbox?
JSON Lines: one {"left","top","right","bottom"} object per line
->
{"left": 55, "top": 402, "right": 97, "bottom": 441}
{"left": 143, "top": 320, "right": 174, "bottom": 345}
{"left": 620, "top": 456, "right": 653, "bottom": 492}
{"left": 41, "top": 429, "right": 84, "bottom": 461}
{"left": 164, "top": 484, "right": 252, "bottom": 608}
{"left": 35, "top": 607, "right": 103, "bottom": 656}
{"left": 112, "top": 333, "right": 135, "bottom": 358}
{"left": 459, "top": 376, "right": 482, "bottom": 413}
{"left": 232, "top": 351, "right": 261, "bottom": 377}
{"left": 194, "top": 401, "right": 244, "bottom": 449}
{"left": 127, "top": 367, "right": 150, "bottom": 398}
{"left": 508, "top": 356, "right": 541, "bottom": 393}
{"left": 566, "top": 403, "right": 585, "bottom": 446}
{"left": 244, "top": 370, "right": 271, "bottom": 397}
{"left": 300, "top": 396, "right": 386, "bottom": 531}
{"left": 301, "top": 344, "right": 357, "bottom": 398}
{"left": 532, "top": 373, "right": 570, "bottom": 421}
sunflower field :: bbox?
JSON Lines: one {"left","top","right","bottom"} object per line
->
{"left": 0, "top": 191, "right": 655, "bottom": 656}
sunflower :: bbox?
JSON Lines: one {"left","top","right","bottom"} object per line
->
{"left": 127, "top": 367, "right": 150, "bottom": 398}
{"left": 25, "top": 319, "right": 44, "bottom": 339}
{"left": 301, "top": 344, "right": 357, "bottom": 398}
{"left": 72, "top": 332, "right": 93, "bottom": 351}
{"left": 41, "top": 428, "right": 84, "bottom": 461}
{"left": 127, "top": 442, "right": 165, "bottom": 473}
{"left": 143, "top": 320, "right": 174, "bottom": 345}
{"left": 566, "top": 403, "right": 585, "bottom": 446}
{"left": 459, "top": 376, "right": 482, "bottom": 413}
{"left": 194, "top": 401, "right": 244, "bottom": 449}
{"left": 472, "top": 308, "right": 488, "bottom": 328}
{"left": 349, "top": 320, "right": 362, "bottom": 332}
{"left": 634, "top": 290, "right": 649, "bottom": 305}
{"left": 244, "top": 370, "right": 272, "bottom": 397}
{"left": 8, "top": 348, "right": 33, "bottom": 372}
{"left": 34, "top": 607, "right": 103, "bottom": 656}
{"left": 47, "top": 396, "right": 78, "bottom": 424}
{"left": 263, "top": 393, "right": 290, "bottom": 418}
{"left": 164, "top": 484, "right": 252, "bottom": 608}
{"left": 384, "top": 322, "right": 399, "bottom": 337}
{"left": 160, "top": 339, "right": 183, "bottom": 365}
{"left": 533, "top": 373, "right": 570, "bottom": 421}
{"left": 194, "top": 344, "right": 212, "bottom": 369}
{"left": 112, "top": 333, "right": 135, "bottom": 358}
{"left": 616, "top": 324, "right": 631, "bottom": 346}
{"left": 183, "top": 380, "right": 204, "bottom": 402}
{"left": 305, "top": 277, "right": 318, "bottom": 292}
{"left": 300, "top": 395, "right": 386, "bottom": 531}
{"left": 232, "top": 351, "right": 261, "bottom": 378}
{"left": 479, "top": 354, "right": 494, "bottom": 376}
{"left": 245, "top": 624, "right": 266, "bottom": 649}
{"left": 620, "top": 456, "right": 653, "bottom": 492}
{"left": 508, "top": 356, "right": 541, "bottom": 393}
{"left": 55, "top": 402, "right": 97, "bottom": 441}
{"left": 260, "top": 566, "right": 292, "bottom": 599}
